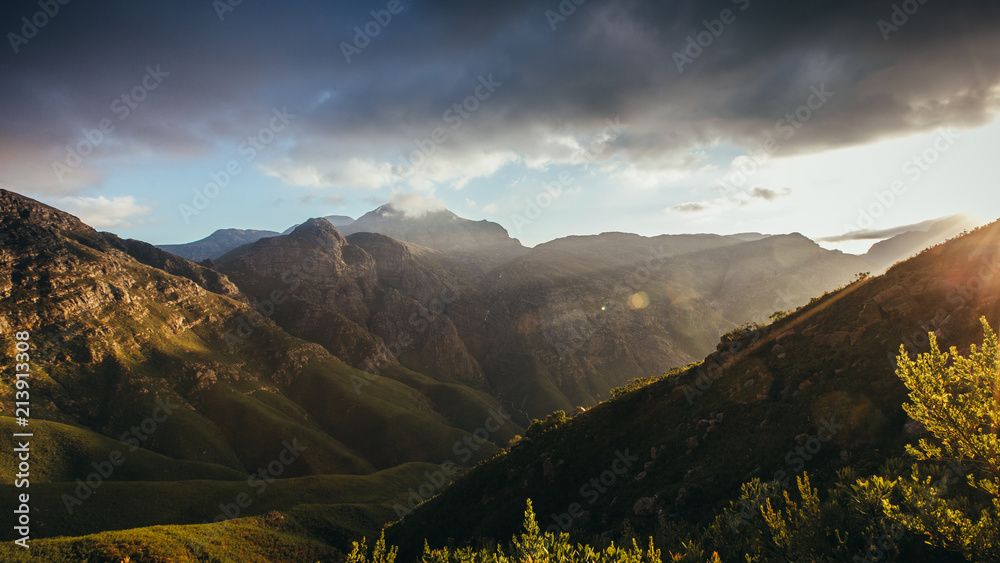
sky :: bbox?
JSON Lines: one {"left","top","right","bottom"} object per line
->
{"left": 1, "top": 0, "right": 999, "bottom": 253}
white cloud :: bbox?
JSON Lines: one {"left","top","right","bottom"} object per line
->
{"left": 465, "top": 198, "right": 477, "bottom": 208}
{"left": 481, "top": 203, "right": 498, "bottom": 214}
{"left": 258, "top": 157, "right": 396, "bottom": 190}
{"left": 300, "top": 193, "right": 344, "bottom": 205}
{"left": 398, "top": 149, "right": 520, "bottom": 191}
{"left": 390, "top": 190, "right": 447, "bottom": 217}
{"left": 670, "top": 186, "right": 792, "bottom": 214}
{"left": 56, "top": 195, "right": 152, "bottom": 228}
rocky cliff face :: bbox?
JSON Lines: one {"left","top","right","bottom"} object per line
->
{"left": 0, "top": 189, "right": 235, "bottom": 350}
{"left": 209, "top": 214, "right": 881, "bottom": 418}
{"left": 215, "top": 218, "right": 394, "bottom": 370}
{"left": 102, "top": 232, "right": 243, "bottom": 299}
{"left": 216, "top": 219, "right": 487, "bottom": 385}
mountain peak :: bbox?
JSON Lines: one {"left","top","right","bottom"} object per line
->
{"left": 369, "top": 203, "right": 457, "bottom": 221}
{"left": 158, "top": 227, "right": 281, "bottom": 262}
{"left": 338, "top": 205, "right": 526, "bottom": 270}
{"left": 289, "top": 217, "right": 347, "bottom": 247}
{"left": 1, "top": 189, "right": 89, "bottom": 233}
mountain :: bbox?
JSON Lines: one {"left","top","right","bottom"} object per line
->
{"left": 0, "top": 189, "right": 521, "bottom": 544}
{"left": 157, "top": 228, "right": 281, "bottom": 262}
{"left": 387, "top": 219, "right": 1000, "bottom": 556}
{"left": 282, "top": 214, "right": 356, "bottom": 234}
{"left": 471, "top": 231, "right": 876, "bottom": 415}
{"left": 210, "top": 214, "right": 879, "bottom": 419}
{"left": 214, "top": 218, "right": 489, "bottom": 387}
{"left": 863, "top": 213, "right": 982, "bottom": 268}
{"left": 338, "top": 205, "right": 529, "bottom": 271}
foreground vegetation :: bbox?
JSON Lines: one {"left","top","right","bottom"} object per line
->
{"left": 350, "top": 320, "right": 1000, "bottom": 562}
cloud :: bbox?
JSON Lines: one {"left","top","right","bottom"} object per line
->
{"left": 259, "top": 157, "right": 396, "bottom": 190}
{"left": 395, "top": 148, "right": 521, "bottom": 191}
{"left": 481, "top": 203, "right": 498, "bottom": 214}
{"left": 299, "top": 193, "right": 344, "bottom": 205}
{"left": 671, "top": 186, "right": 792, "bottom": 214}
{"left": 55, "top": 195, "right": 152, "bottom": 229}
{"left": 389, "top": 190, "right": 447, "bottom": 218}
{"left": 1, "top": 1, "right": 999, "bottom": 200}
{"left": 819, "top": 213, "right": 983, "bottom": 242}
{"left": 672, "top": 202, "right": 711, "bottom": 214}
{"left": 748, "top": 186, "right": 789, "bottom": 202}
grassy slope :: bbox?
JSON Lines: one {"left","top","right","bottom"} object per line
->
{"left": 0, "top": 514, "right": 341, "bottom": 563}
{"left": 0, "top": 417, "right": 244, "bottom": 485}
{"left": 0, "top": 462, "right": 440, "bottom": 548}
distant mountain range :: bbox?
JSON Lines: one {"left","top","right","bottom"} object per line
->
{"left": 156, "top": 205, "right": 974, "bottom": 273}
{"left": 147, "top": 203, "right": 979, "bottom": 418}
{"left": 157, "top": 228, "right": 282, "bottom": 262}
{"left": 166, "top": 204, "right": 878, "bottom": 417}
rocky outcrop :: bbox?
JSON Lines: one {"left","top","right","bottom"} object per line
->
{"left": 217, "top": 219, "right": 486, "bottom": 383}
{"left": 101, "top": 233, "right": 243, "bottom": 299}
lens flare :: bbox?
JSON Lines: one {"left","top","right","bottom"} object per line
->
{"left": 628, "top": 291, "right": 650, "bottom": 310}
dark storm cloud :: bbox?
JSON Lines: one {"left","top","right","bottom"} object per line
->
{"left": 1, "top": 0, "right": 999, "bottom": 192}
